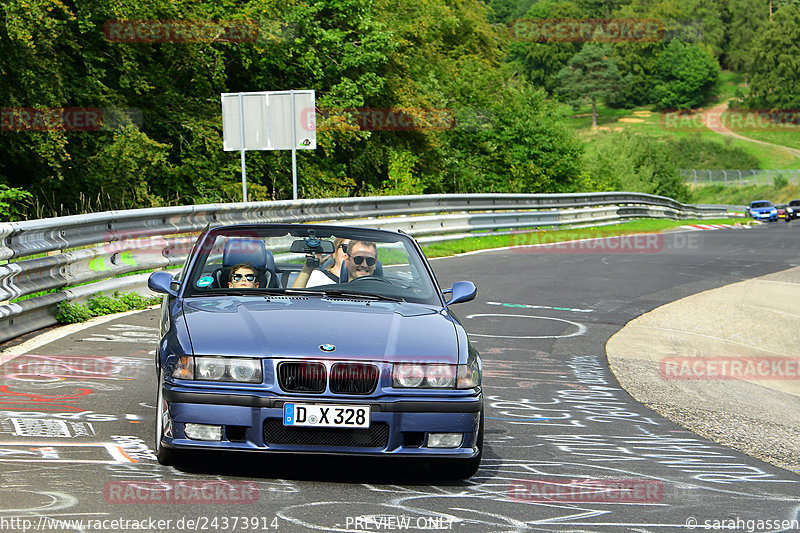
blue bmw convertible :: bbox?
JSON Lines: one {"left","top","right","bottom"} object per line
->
{"left": 148, "top": 224, "right": 483, "bottom": 478}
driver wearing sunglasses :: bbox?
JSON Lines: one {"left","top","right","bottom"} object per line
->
{"left": 346, "top": 240, "right": 378, "bottom": 280}
{"left": 227, "top": 263, "right": 259, "bottom": 289}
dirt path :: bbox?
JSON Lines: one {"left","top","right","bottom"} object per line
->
{"left": 703, "top": 100, "right": 800, "bottom": 159}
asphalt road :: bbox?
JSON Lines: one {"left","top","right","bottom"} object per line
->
{"left": 0, "top": 222, "right": 798, "bottom": 533}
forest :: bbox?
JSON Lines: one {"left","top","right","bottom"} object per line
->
{"left": 1, "top": 0, "right": 799, "bottom": 220}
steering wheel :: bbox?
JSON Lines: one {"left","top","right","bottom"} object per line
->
{"left": 348, "top": 275, "right": 396, "bottom": 285}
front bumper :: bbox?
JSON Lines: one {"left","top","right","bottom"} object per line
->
{"left": 161, "top": 386, "right": 482, "bottom": 458}
{"left": 752, "top": 213, "right": 778, "bottom": 221}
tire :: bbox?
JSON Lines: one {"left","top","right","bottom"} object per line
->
{"left": 155, "top": 369, "right": 177, "bottom": 466}
{"left": 431, "top": 409, "right": 484, "bottom": 479}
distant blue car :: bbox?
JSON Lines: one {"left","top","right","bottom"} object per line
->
{"left": 148, "top": 224, "right": 483, "bottom": 478}
{"left": 748, "top": 200, "right": 778, "bottom": 222}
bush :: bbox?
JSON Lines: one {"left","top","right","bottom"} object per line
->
{"left": 666, "top": 134, "right": 760, "bottom": 170}
{"left": 651, "top": 42, "right": 720, "bottom": 110}
{"left": 54, "top": 291, "right": 161, "bottom": 324}
{"left": 583, "top": 131, "right": 691, "bottom": 202}
{"left": 54, "top": 302, "right": 93, "bottom": 324}
{"left": 87, "top": 293, "right": 130, "bottom": 315}
{"left": 0, "top": 184, "right": 33, "bottom": 222}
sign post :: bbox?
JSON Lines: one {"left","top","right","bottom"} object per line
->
{"left": 221, "top": 90, "right": 316, "bottom": 201}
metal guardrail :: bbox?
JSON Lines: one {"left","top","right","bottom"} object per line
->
{"left": 0, "top": 192, "right": 726, "bottom": 344}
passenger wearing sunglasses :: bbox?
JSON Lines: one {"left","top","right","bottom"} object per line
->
{"left": 227, "top": 263, "right": 259, "bottom": 289}
{"left": 291, "top": 238, "right": 351, "bottom": 288}
{"left": 324, "top": 238, "right": 350, "bottom": 282}
{"left": 345, "top": 240, "right": 378, "bottom": 280}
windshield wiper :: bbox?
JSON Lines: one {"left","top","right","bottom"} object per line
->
{"left": 318, "top": 289, "right": 404, "bottom": 302}
{"left": 259, "top": 287, "right": 403, "bottom": 302}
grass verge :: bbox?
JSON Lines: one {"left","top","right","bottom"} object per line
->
{"left": 690, "top": 183, "right": 800, "bottom": 205}
{"left": 420, "top": 218, "right": 739, "bottom": 258}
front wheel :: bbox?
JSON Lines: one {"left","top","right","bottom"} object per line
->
{"left": 155, "top": 369, "right": 177, "bottom": 465}
{"left": 431, "top": 409, "right": 484, "bottom": 479}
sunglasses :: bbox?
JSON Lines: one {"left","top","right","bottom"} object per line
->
{"left": 339, "top": 243, "right": 348, "bottom": 253}
{"left": 352, "top": 256, "right": 376, "bottom": 266}
{"left": 231, "top": 273, "right": 256, "bottom": 282}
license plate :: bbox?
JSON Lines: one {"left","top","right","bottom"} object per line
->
{"left": 283, "top": 403, "right": 370, "bottom": 428}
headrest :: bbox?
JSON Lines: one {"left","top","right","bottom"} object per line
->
{"left": 223, "top": 239, "right": 267, "bottom": 268}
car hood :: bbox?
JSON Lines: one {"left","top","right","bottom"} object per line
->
{"left": 181, "top": 297, "right": 460, "bottom": 363}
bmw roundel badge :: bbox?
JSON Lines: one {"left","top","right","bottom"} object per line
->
{"left": 320, "top": 344, "right": 336, "bottom": 352}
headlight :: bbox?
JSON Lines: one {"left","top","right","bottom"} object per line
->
{"left": 171, "top": 356, "right": 262, "bottom": 383}
{"left": 787, "top": 208, "right": 794, "bottom": 213}
{"left": 230, "top": 359, "right": 260, "bottom": 382}
{"left": 196, "top": 358, "right": 227, "bottom": 380}
{"left": 426, "top": 364, "right": 456, "bottom": 388}
{"left": 393, "top": 364, "right": 425, "bottom": 387}
{"left": 393, "top": 363, "right": 478, "bottom": 389}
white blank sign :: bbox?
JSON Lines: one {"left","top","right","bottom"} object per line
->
{"left": 221, "top": 90, "right": 316, "bottom": 151}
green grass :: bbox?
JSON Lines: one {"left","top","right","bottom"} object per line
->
{"left": 721, "top": 111, "right": 800, "bottom": 152}
{"left": 563, "top": 103, "right": 634, "bottom": 131}
{"left": 713, "top": 70, "right": 746, "bottom": 102}
{"left": 566, "top": 69, "right": 800, "bottom": 172}
{"left": 420, "top": 218, "right": 739, "bottom": 258}
{"left": 690, "top": 183, "right": 800, "bottom": 206}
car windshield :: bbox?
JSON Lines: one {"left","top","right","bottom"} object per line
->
{"left": 183, "top": 226, "right": 441, "bottom": 305}
{"left": 751, "top": 201, "right": 772, "bottom": 208}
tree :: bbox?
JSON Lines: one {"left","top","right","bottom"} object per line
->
{"left": 507, "top": 0, "right": 583, "bottom": 93}
{"left": 609, "top": 0, "right": 724, "bottom": 106}
{"left": 554, "top": 43, "right": 622, "bottom": 128}
{"left": 745, "top": 5, "right": 800, "bottom": 109}
{"left": 721, "top": 0, "right": 767, "bottom": 71}
{"left": 651, "top": 41, "right": 720, "bottom": 110}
